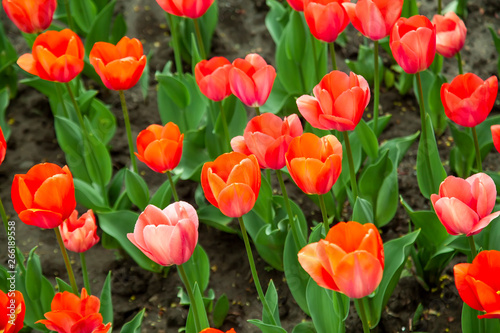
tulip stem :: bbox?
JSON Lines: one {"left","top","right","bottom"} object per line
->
{"left": 64, "top": 82, "right": 85, "bottom": 130}
{"left": 329, "top": 42, "right": 337, "bottom": 71}
{"left": 472, "top": 127, "right": 482, "bottom": 172}
{"left": 416, "top": 73, "right": 427, "bottom": 140}
{"left": 468, "top": 235, "right": 477, "bottom": 261}
{"left": 80, "top": 252, "right": 91, "bottom": 294}
{"left": 177, "top": 264, "right": 203, "bottom": 332}
{"left": 237, "top": 216, "right": 277, "bottom": 326}
{"left": 218, "top": 101, "right": 232, "bottom": 150}
{"left": 193, "top": 18, "right": 207, "bottom": 59}
{"left": 343, "top": 131, "right": 358, "bottom": 200}
{"left": 311, "top": 37, "right": 320, "bottom": 82}
{"left": 318, "top": 194, "right": 330, "bottom": 236}
{"left": 119, "top": 90, "right": 138, "bottom": 174}
{"left": 355, "top": 299, "right": 371, "bottom": 333}
{"left": 63, "top": 0, "right": 75, "bottom": 32}
{"left": 166, "top": 14, "right": 183, "bottom": 76}
{"left": 55, "top": 228, "right": 79, "bottom": 295}
{"left": 437, "top": 0, "right": 442, "bottom": 14}
{"left": 255, "top": 106, "right": 261, "bottom": 116}
{"left": 167, "top": 170, "right": 179, "bottom": 202}
{"left": 373, "top": 40, "right": 380, "bottom": 135}
{"left": 456, "top": 51, "right": 464, "bottom": 74}
{"left": 55, "top": 83, "right": 70, "bottom": 118}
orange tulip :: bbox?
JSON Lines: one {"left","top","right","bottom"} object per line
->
{"left": 59, "top": 210, "right": 100, "bottom": 253}
{"left": 304, "top": 0, "right": 350, "bottom": 43}
{"left": 432, "top": 12, "right": 467, "bottom": 58}
{"left": 0, "top": 290, "right": 25, "bottom": 333}
{"left": 296, "top": 70, "right": 370, "bottom": 131}
{"left": 195, "top": 57, "right": 232, "bottom": 101}
{"left": 286, "top": 0, "right": 304, "bottom": 11}
{"left": 285, "top": 133, "right": 342, "bottom": 195}
{"left": 0, "top": 126, "right": 6, "bottom": 167}
{"left": 155, "top": 0, "right": 214, "bottom": 18}
{"left": 135, "top": 122, "right": 184, "bottom": 173}
{"left": 2, "top": 0, "right": 57, "bottom": 34}
{"left": 491, "top": 125, "right": 500, "bottom": 154}
{"left": 200, "top": 329, "right": 237, "bottom": 333}
{"left": 17, "top": 29, "right": 84, "bottom": 83}
{"left": 454, "top": 250, "right": 500, "bottom": 319}
{"left": 11, "top": 163, "right": 76, "bottom": 229}
{"left": 298, "top": 221, "right": 384, "bottom": 298}
{"left": 441, "top": 73, "right": 498, "bottom": 128}
{"left": 89, "top": 37, "right": 147, "bottom": 91}
{"left": 201, "top": 152, "right": 261, "bottom": 218}
{"left": 37, "top": 288, "right": 111, "bottom": 333}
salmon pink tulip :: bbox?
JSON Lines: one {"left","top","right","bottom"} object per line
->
{"left": 304, "top": 0, "right": 350, "bottom": 43}
{"left": 298, "top": 221, "right": 384, "bottom": 298}
{"left": 297, "top": 70, "right": 370, "bottom": 131}
{"left": 11, "top": 163, "right": 76, "bottom": 229}
{"left": 195, "top": 57, "right": 232, "bottom": 101}
{"left": 454, "top": 250, "right": 500, "bottom": 319}
{"left": 229, "top": 53, "right": 276, "bottom": 107}
{"left": 441, "top": 73, "right": 498, "bottom": 127}
{"left": 390, "top": 15, "right": 436, "bottom": 74}
{"left": 344, "top": 0, "right": 404, "bottom": 41}
{"left": 2, "top": 0, "right": 57, "bottom": 34}
{"left": 17, "top": 29, "right": 84, "bottom": 83}
{"left": 201, "top": 152, "right": 261, "bottom": 218}
{"left": 128, "top": 202, "right": 199, "bottom": 266}
{"left": 431, "top": 173, "right": 500, "bottom": 236}
{"left": 231, "top": 113, "right": 303, "bottom": 170}
{"left": 491, "top": 125, "right": 500, "bottom": 154}
{"left": 59, "top": 210, "right": 100, "bottom": 253}
{"left": 0, "top": 126, "right": 6, "bottom": 166}
{"left": 0, "top": 290, "right": 25, "bottom": 333}
{"left": 135, "top": 122, "right": 184, "bottom": 173}
{"left": 286, "top": 0, "right": 303, "bottom": 11}
{"left": 285, "top": 133, "right": 342, "bottom": 195}
{"left": 37, "top": 288, "right": 111, "bottom": 333}
{"left": 432, "top": 12, "right": 467, "bottom": 58}
{"left": 154, "top": 0, "right": 214, "bottom": 18}
{"left": 89, "top": 37, "right": 147, "bottom": 91}
{"left": 200, "top": 329, "right": 237, "bottom": 333}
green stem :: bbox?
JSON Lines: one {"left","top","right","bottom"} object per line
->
{"left": 55, "top": 228, "right": 78, "bottom": 294}
{"left": 472, "top": 126, "right": 482, "bottom": 172}
{"left": 416, "top": 72, "right": 427, "bottom": 140}
{"left": 55, "top": 83, "right": 69, "bottom": 118}
{"left": 166, "top": 13, "right": 183, "bottom": 76}
{"left": 456, "top": 51, "right": 464, "bottom": 74}
{"left": 64, "top": 82, "right": 85, "bottom": 130}
{"left": 343, "top": 131, "right": 358, "bottom": 200}
{"left": 329, "top": 42, "right": 337, "bottom": 71}
{"left": 334, "top": 292, "right": 346, "bottom": 333}
{"left": 437, "top": 0, "right": 442, "bottom": 14}
{"left": 193, "top": 18, "right": 207, "bottom": 59}
{"left": 80, "top": 252, "right": 91, "bottom": 294}
{"left": 373, "top": 40, "right": 380, "bottom": 134}
{"left": 218, "top": 101, "right": 232, "bottom": 150}
{"left": 63, "top": 0, "right": 75, "bottom": 31}
{"left": 177, "top": 264, "right": 203, "bottom": 332}
{"left": 468, "top": 235, "right": 477, "bottom": 261}
{"left": 276, "top": 170, "right": 305, "bottom": 248}
{"left": 237, "top": 216, "right": 277, "bottom": 326}
{"left": 255, "top": 106, "right": 261, "bottom": 116}
{"left": 311, "top": 37, "right": 320, "bottom": 82}
{"left": 167, "top": 170, "right": 179, "bottom": 202}
{"left": 0, "top": 197, "right": 9, "bottom": 235}
{"left": 119, "top": 90, "right": 138, "bottom": 174}
{"left": 356, "top": 299, "right": 371, "bottom": 333}
{"left": 318, "top": 194, "right": 330, "bottom": 235}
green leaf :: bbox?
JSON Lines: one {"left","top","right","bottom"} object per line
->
{"left": 40, "top": 276, "right": 56, "bottom": 311}
{"left": 107, "top": 168, "right": 126, "bottom": 207}
{"left": 488, "top": 25, "right": 500, "bottom": 76}
{"left": 110, "top": 13, "right": 127, "bottom": 44}
{"left": 99, "top": 272, "right": 113, "bottom": 326}
{"left": 120, "top": 308, "right": 145, "bottom": 333}
{"left": 25, "top": 248, "right": 42, "bottom": 301}
{"left": 124, "top": 170, "right": 150, "bottom": 211}
{"left": 306, "top": 280, "right": 343, "bottom": 333}
{"left": 88, "top": 98, "right": 117, "bottom": 145}
{"left": 413, "top": 71, "right": 447, "bottom": 135}
{"left": 177, "top": 129, "right": 211, "bottom": 181}
{"left": 345, "top": 44, "right": 385, "bottom": 86}
{"left": 292, "top": 322, "right": 316, "bottom": 333}
{"left": 379, "top": 131, "right": 419, "bottom": 166}
{"left": 156, "top": 74, "right": 190, "bottom": 109}
{"left": 84, "top": 0, "right": 116, "bottom": 53}
{"left": 74, "top": 179, "right": 108, "bottom": 212}
{"left": 212, "top": 294, "right": 229, "bottom": 328}
{"left": 83, "top": 129, "right": 112, "bottom": 187}
{"left": 0, "top": 89, "right": 11, "bottom": 139}
{"left": 70, "top": 0, "right": 97, "bottom": 34}
{"left": 56, "top": 277, "right": 73, "bottom": 293}
{"left": 285, "top": 11, "right": 306, "bottom": 64}
{"left": 255, "top": 223, "right": 287, "bottom": 271}
{"left": 263, "top": 281, "right": 281, "bottom": 325}
{"left": 265, "top": 0, "right": 288, "bottom": 44}
{"left": 448, "top": 123, "right": 474, "bottom": 178}
{"left": 0, "top": 21, "right": 17, "bottom": 73}
{"left": 181, "top": 245, "right": 210, "bottom": 293}
{"left": 185, "top": 283, "right": 210, "bottom": 333}
{"left": 354, "top": 119, "right": 379, "bottom": 160}
{"left": 149, "top": 175, "right": 179, "bottom": 209}
{"left": 197, "top": 205, "right": 236, "bottom": 234}
{"left": 462, "top": 303, "right": 500, "bottom": 333}
{"left": 352, "top": 197, "right": 374, "bottom": 224}
{"left": 401, "top": 0, "right": 419, "bottom": 17}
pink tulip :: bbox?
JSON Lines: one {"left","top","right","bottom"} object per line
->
{"left": 128, "top": 202, "right": 199, "bottom": 266}
{"left": 304, "top": 0, "right": 350, "bottom": 43}
{"left": 432, "top": 12, "right": 467, "bottom": 58}
{"left": 59, "top": 210, "right": 99, "bottom": 253}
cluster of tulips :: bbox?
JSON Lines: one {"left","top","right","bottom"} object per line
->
{"left": 1, "top": 0, "right": 500, "bottom": 332}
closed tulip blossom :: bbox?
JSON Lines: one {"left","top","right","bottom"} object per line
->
{"left": 201, "top": 152, "right": 261, "bottom": 218}
{"left": 441, "top": 73, "right": 498, "bottom": 127}
{"left": 195, "top": 57, "right": 232, "bottom": 101}
{"left": 286, "top": 0, "right": 304, "bottom": 11}
{"left": 0, "top": 126, "right": 6, "bottom": 166}
{"left": 17, "top": 29, "right": 84, "bottom": 83}
{"left": 432, "top": 12, "right": 467, "bottom": 58}
{"left": 491, "top": 125, "right": 500, "bottom": 154}
{"left": 431, "top": 173, "right": 500, "bottom": 236}
{"left": 390, "top": 15, "right": 436, "bottom": 74}
{"left": 304, "top": 0, "right": 350, "bottom": 43}
{"left": 11, "top": 163, "right": 76, "bottom": 229}
{"left": 200, "top": 329, "right": 237, "bottom": 333}
{"left": 231, "top": 113, "right": 303, "bottom": 170}
{"left": 298, "top": 221, "right": 384, "bottom": 298}
{"left": 285, "top": 133, "right": 342, "bottom": 195}
{"left": 454, "top": 250, "right": 500, "bottom": 319}
{"left": 2, "top": 0, "right": 57, "bottom": 34}
{"left": 0, "top": 290, "right": 25, "bottom": 333}
{"left": 128, "top": 202, "right": 199, "bottom": 266}
{"left": 297, "top": 70, "right": 370, "bottom": 131}
{"left": 229, "top": 53, "right": 276, "bottom": 107}
{"left": 59, "top": 210, "right": 99, "bottom": 253}
{"left": 154, "top": 0, "right": 214, "bottom": 18}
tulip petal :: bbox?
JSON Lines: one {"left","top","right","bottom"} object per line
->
{"left": 454, "top": 263, "right": 483, "bottom": 311}
{"left": 468, "top": 173, "right": 496, "bottom": 219}
{"left": 229, "top": 67, "right": 257, "bottom": 107}
{"left": 434, "top": 197, "right": 479, "bottom": 235}
{"left": 38, "top": 311, "right": 81, "bottom": 333}
{"left": 468, "top": 212, "right": 500, "bottom": 236}
{"left": 33, "top": 174, "right": 75, "bottom": 215}
{"left": 298, "top": 243, "right": 338, "bottom": 291}
{"left": 252, "top": 65, "right": 276, "bottom": 106}
{"left": 217, "top": 183, "right": 256, "bottom": 217}
{"left": 17, "top": 53, "right": 42, "bottom": 77}
{"left": 297, "top": 95, "right": 327, "bottom": 130}
{"left": 470, "top": 278, "right": 500, "bottom": 313}
{"left": 19, "top": 209, "right": 63, "bottom": 229}
{"left": 142, "top": 224, "right": 175, "bottom": 266}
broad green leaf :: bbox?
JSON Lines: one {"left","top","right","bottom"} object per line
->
{"left": 84, "top": 1, "right": 116, "bottom": 53}
{"left": 110, "top": 13, "right": 127, "bottom": 44}
{"left": 306, "top": 280, "right": 343, "bottom": 333}
{"left": 401, "top": 0, "right": 419, "bottom": 17}
{"left": 379, "top": 131, "right": 419, "bottom": 166}
{"left": 255, "top": 223, "right": 287, "bottom": 271}
{"left": 149, "top": 174, "right": 179, "bottom": 209}
{"left": 354, "top": 119, "right": 379, "bottom": 160}
{"left": 448, "top": 123, "right": 474, "bottom": 178}
{"left": 83, "top": 129, "right": 112, "bottom": 188}
{"left": 292, "top": 322, "right": 316, "bottom": 333}
{"left": 0, "top": 89, "right": 10, "bottom": 139}
{"left": 88, "top": 98, "right": 117, "bottom": 145}
{"left": 263, "top": 280, "right": 281, "bottom": 325}
{"left": 74, "top": 179, "right": 108, "bottom": 212}
{"left": 346, "top": 44, "right": 385, "bottom": 86}
{"left": 185, "top": 283, "right": 210, "bottom": 333}
{"left": 25, "top": 248, "right": 42, "bottom": 301}
{"left": 120, "top": 309, "right": 145, "bottom": 333}
{"left": 125, "top": 169, "right": 150, "bottom": 211}
{"left": 40, "top": 276, "right": 55, "bottom": 311}
{"left": 413, "top": 71, "right": 447, "bottom": 135}
{"left": 0, "top": 21, "right": 17, "bottom": 73}
{"left": 180, "top": 245, "right": 210, "bottom": 293}
{"left": 213, "top": 294, "right": 229, "bottom": 328}
{"left": 352, "top": 197, "right": 374, "bottom": 224}
{"left": 197, "top": 205, "right": 236, "bottom": 234}
{"left": 70, "top": 0, "right": 97, "bottom": 34}
{"left": 100, "top": 272, "right": 113, "bottom": 326}
{"left": 462, "top": 303, "right": 500, "bottom": 333}
{"left": 56, "top": 277, "right": 73, "bottom": 293}
{"left": 285, "top": 11, "right": 306, "bottom": 64}
{"left": 265, "top": 0, "right": 288, "bottom": 44}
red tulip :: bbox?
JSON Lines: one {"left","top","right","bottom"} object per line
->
{"left": 201, "top": 152, "right": 261, "bottom": 218}
{"left": 128, "top": 202, "right": 199, "bottom": 266}
{"left": 2, "top": 0, "right": 57, "bottom": 34}
{"left": 296, "top": 70, "right": 370, "bottom": 131}
{"left": 154, "top": 0, "right": 214, "bottom": 18}
{"left": 491, "top": 125, "right": 500, "bottom": 154}
{"left": 304, "top": 0, "right": 350, "bottom": 43}
{"left": 195, "top": 57, "right": 232, "bottom": 101}
{"left": 285, "top": 133, "right": 342, "bottom": 195}
{"left": 432, "top": 12, "right": 467, "bottom": 58}
{"left": 441, "top": 73, "right": 498, "bottom": 127}
{"left": 135, "top": 122, "right": 184, "bottom": 173}
{"left": 11, "top": 163, "right": 76, "bottom": 229}
{"left": 229, "top": 53, "right": 276, "bottom": 107}
{"left": 431, "top": 173, "right": 500, "bottom": 236}
{"left": 390, "top": 15, "right": 436, "bottom": 74}
{"left": 344, "top": 0, "right": 404, "bottom": 41}
{"left": 231, "top": 113, "right": 303, "bottom": 170}
{"left": 286, "top": 0, "right": 304, "bottom": 11}
{"left": 0, "top": 126, "right": 6, "bottom": 167}
{"left": 89, "top": 37, "right": 147, "bottom": 91}
{"left": 200, "top": 329, "right": 237, "bottom": 333}
{"left": 37, "top": 288, "right": 111, "bottom": 333}
{"left": 454, "top": 250, "right": 500, "bottom": 319}
{"left": 17, "top": 29, "right": 84, "bottom": 83}
{"left": 59, "top": 210, "right": 100, "bottom": 253}
{"left": 0, "top": 290, "right": 25, "bottom": 333}
{"left": 298, "top": 221, "right": 384, "bottom": 298}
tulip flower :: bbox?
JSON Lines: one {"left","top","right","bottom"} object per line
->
{"left": 231, "top": 113, "right": 303, "bottom": 170}
{"left": 154, "top": 0, "right": 214, "bottom": 18}
{"left": 59, "top": 210, "right": 99, "bottom": 253}
{"left": 17, "top": 29, "right": 84, "bottom": 83}
{"left": 0, "top": 126, "right": 6, "bottom": 166}
{"left": 441, "top": 73, "right": 498, "bottom": 128}
{"left": 303, "top": 0, "right": 350, "bottom": 43}
{"left": 491, "top": 125, "right": 500, "bottom": 154}
{"left": 298, "top": 221, "right": 384, "bottom": 298}
{"left": 344, "top": 0, "right": 404, "bottom": 41}
{"left": 2, "top": 0, "right": 57, "bottom": 34}
{"left": 89, "top": 37, "right": 147, "bottom": 91}
{"left": 200, "top": 329, "right": 237, "bottom": 333}
{"left": 195, "top": 57, "right": 232, "bottom": 101}
{"left": 201, "top": 152, "right": 261, "bottom": 218}
{"left": 0, "top": 290, "right": 25, "bottom": 333}
{"left": 229, "top": 53, "right": 276, "bottom": 108}
{"left": 37, "top": 288, "right": 111, "bottom": 333}
{"left": 135, "top": 122, "right": 184, "bottom": 173}
{"left": 11, "top": 163, "right": 76, "bottom": 229}
{"left": 286, "top": 0, "right": 303, "bottom": 11}
{"left": 285, "top": 133, "right": 342, "bottom": 195}
{"left": 297, "top": 70, "right": 370, "bottom": 131}
{"left": 128, "top": 202, "right": 199, "bottom": 266}
{"left": 390, "top": 15, "right": 436, "bottom": 74}
{"left": 454, "top": 250, "right": 500, "bottom": 319}
{"left": 432, "top": 12, "right": 467, "bottom": 58}
{"left": 431, "top": 173, "right": 500, "bottom": 236}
